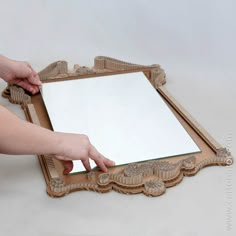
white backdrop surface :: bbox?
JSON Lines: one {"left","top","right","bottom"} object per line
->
{"left": 0, "top": 0, "right": 235, "bottom": 235}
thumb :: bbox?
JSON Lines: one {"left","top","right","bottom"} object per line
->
{"left": 61, "top": 160, "right": 74, "bottom": 175}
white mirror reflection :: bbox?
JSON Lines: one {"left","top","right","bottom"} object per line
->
{"left": 41, "top": 72, "right": 200, "bottom": 173}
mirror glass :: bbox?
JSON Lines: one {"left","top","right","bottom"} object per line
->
{"left": 41, "top": 72, "right": 200, "bottom": 173}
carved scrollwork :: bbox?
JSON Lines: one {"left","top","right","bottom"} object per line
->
{"left": 94, "top": 154, "right": 231, "bottom": 197}
{"left": 98, "top": 173, "right": 111, "bottom": 185}
{"left": 216, "top": 148, "right": 231, "bottom": 158}
{"left": 75, "top": 66, "right": 96, "bottom": 75}
{"left": 144, "top": 179, "right": 166, "bottom": 196}
{"left": 94, "top": 56, "right": 148, "bottom": 71}
{"left": 1, "top": 85, "right": 31, "bottom": 106}
{"left": 150, "top": 66, "right": 166, "bottom": 88}
{"left": 49, "top": 178, "right": 65, "bottom": 193}
{"left": 38, "top": 61, "right": 68, "bottom": 81}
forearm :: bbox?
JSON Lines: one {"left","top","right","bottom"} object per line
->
{"left": 0, "top": 105, "right": 62, "bottom": 155}
{"left": 0, "top": 55, "right": 12, "bottom": 79}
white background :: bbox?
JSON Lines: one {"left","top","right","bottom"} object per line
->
{"left": 0, "top": 0, "right": 235, "bottom": 235}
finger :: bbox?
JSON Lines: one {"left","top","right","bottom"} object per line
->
{"left": 31, "top": 86, "right": 40, "bottom": 94}
{"left": 94, "top": 157, "right": 107, "bottom": 172}
{"left": 28, "top": 73, "right": 42, "bottom": 86}
{"left": 101, "top": 155, "right": 116, "bottom": 167}
{"left": 13, "top": 79, "right": 36, "bottom": 94}
{"left": 26, "top": 63, "right": 42, "bottom": 86}
{"left": 82, "top": 159, "right": 92, "bottom": 172}
{"left": 61, "top": 160, "right": 74, "bottom": 175}
{"left": 89, "top": 146, "right": 108, "bottom": 172}
{"left": 18, "top": 79, "right": 39, "bottom": 94}
{"left": 90, "top": 145, "right": 115, "bottom": 167}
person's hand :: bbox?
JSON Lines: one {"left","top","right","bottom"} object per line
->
{"left": 55, "top": 133, "right": 115, "bottom": 175}
{"left": 0, "top": 55, "right": 41, "bottom": 94}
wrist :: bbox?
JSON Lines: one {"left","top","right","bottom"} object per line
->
{"left": 50, "top": 131, "right": 65, "bottom": 156}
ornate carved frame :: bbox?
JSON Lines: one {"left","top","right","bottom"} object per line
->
{"left": 2, "top": 56, "right": 233, "bottom": 197}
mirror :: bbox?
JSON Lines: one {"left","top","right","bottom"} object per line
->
{"left": 41, "top": 72, "right": 200, "bottom": 173}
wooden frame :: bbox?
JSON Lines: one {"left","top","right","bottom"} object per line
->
{"left": 2, "top": 56, "right": 233, "bottom": 197}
